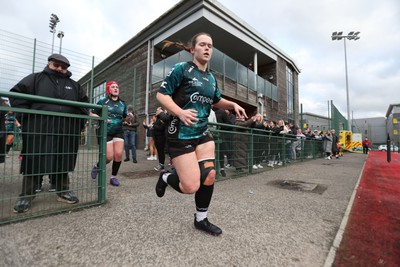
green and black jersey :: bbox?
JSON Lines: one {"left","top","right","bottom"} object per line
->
{"left": 159, "top": 61, "right": 222, "bottom": 140}
{"left": 93, "top": 96, "right": 127, "bottom": 135}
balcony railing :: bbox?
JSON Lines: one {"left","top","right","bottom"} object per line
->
{"left": 152, "top": 49, "right": 278, "bottom": 101}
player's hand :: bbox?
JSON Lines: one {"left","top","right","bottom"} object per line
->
{"left": 179, "top": 109, "right": 198, "bottom": 126}
{"left": 233, "top": 103, "right": 247, "bottom": 119}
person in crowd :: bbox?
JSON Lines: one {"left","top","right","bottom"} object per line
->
{"left": 213, "top": 106, "right": 234, "bottom": 177}
{"left": 323, "top": 130, "right": 333, "bottom": 159}
{"left": 153, "top": 107, "right": 169, "bottom": 172}
{"left": 123, "top": 105, "right": 139, "bottom": 163}
{"left": 224, "top": 109, "right": 235, "bottom": 168}
{"left": 362, "top": 137, "right": 371, "bottom": 154}
{"left": 234, "top": 113, "right": 257, "bottom": 171}
{"left": 143, "top": 116, "right": 157, "bottom": 160}
{"left": 4, "top": 110, "right": 21, "bottom": 157}
{"left": 311, "top": 129, "right": 324, "bottom": 157}
{"left": 251, "top": 113, "right": 265, "bottom": 169}
{"left": 10, "top": 54, "right": 91, "bottom": 213}
{"left": 302, "top": 128, "right": 313, "bottom": 158}
{"left": 338, "top": 142, "right": 344, "bottom": 157}
{"left": 295, "top": 128, "right": 306, "bottom": 158}
{"left": 266, "top": 120, "right": 281, "bottom": 167}
{"left": 286, "top": 122, "right": 297, "bottom": 162}
{"left": 155, "top": 32, "right": 247, "bottom": 236}
{"left": 276, "top": 119, "right": 289, "bottom": 165}
{"left": 262, "top": 120, "right": 271, "bottom": 165}
{"left": 331, "top": 129, "right": 339, "bottom": 159}
{"left": 312, "top": 129, "right": 322, "bottom": 140}
{"left": 91, "top": 81, "right": 128, "bottom": 186}
{"left": 227, "top": 109, "right": 236, "bottom": 124}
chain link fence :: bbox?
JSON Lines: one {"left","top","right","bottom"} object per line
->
{"left": 0, "top": 29, "right": 102, "bottom": 93}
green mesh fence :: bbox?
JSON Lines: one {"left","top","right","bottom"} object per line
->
{"left": 331, "top": 101, "right": 348, "bottom": 131}
{"left": 0, "top": 91, "right": 107, "bottom": 225}
{"left": 209, "top": 123, "right": 324, "bottom": 179}
{"left": 1, "top": 92, "right": 325, "bottom": 225}
{"left": 0, "top": 29, "right": 101, "bottom": 93}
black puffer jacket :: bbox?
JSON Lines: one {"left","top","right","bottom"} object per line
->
{"left": 153, "top": 111, "right": 170, "bottom": 137}
{"left": 10, "top": 66, "right": 88, "bottom": 115}
{"left": 9, "top": 66, "right": 89, "bottom": 174}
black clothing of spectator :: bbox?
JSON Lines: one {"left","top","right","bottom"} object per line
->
{"left": 153, "top": 108, "right": 170, "bottom": 171}
{"left": 213, "top": 107, "right": 234, "bottom": 173}
{"left": 10, "top": 54, "right": 88, "bottom": 213}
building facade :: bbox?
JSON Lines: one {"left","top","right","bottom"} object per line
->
{"left": 385, "top": 103, "right": 400, "bottom": 145}
{"left": 301, "top": 112, "right": 330, "bottom": 132}
{"left": 352, "top": 117, "right": 386, "bottom": 145}
{"left": 79, "top": 0, "right": 300, "bottom": 148}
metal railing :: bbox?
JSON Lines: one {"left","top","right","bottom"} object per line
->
{"left": 0, "top": 91, "right": 324, "bottom": 225}
{"left": 209, "top": 122, "right": 324, "bottom": 179}
{"left": 0, "top": 91, "right": 107, "bottom": 225}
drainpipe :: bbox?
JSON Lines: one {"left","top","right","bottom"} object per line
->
{"left": 144, "top": 40, "right": 152, "bottom": 148}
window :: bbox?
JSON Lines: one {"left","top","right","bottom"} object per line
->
{"left": 93, "top": 82, "right": 106, "bottom": 104}
{"left": 286, "top": 66, "right": 294, "bottom": 121}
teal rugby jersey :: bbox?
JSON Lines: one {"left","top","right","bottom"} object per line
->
{"left": 93, "top": 97, "right": 127, "bottom": 135}
{"left": 159, "top": 61, "right": 222, "bottom": 140}
{"left": 5, "top": 113, "right": 17, "bottom": 132}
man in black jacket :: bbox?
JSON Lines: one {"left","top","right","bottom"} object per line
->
{"left": 10, "top": 54, "right": 91, "bottom": 213}
{"left": 123, "top": 105, "right": 140, "bottom": 163}
{"left": 331, "top": 129, "right": 339, "bottom": 159}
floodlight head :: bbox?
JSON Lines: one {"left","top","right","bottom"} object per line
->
{"left": 50, "top": 14, "right": 59, "bottom": 21}
{"left": 332, "top": 31, "right": 360, "bottom": 41}
{"left": 348, "top": 31, "right": 361, "bottom": 40}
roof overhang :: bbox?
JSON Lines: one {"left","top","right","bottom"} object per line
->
{"left": 386, "top": 103, "right": 400, "bottom": 118}
{"left": 80, "top": 0, "right": 301, "bottom": 83}
{"left": 149, "top": 0, "right": 300, "bottom": 71}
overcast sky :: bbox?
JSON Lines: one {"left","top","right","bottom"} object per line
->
{"left": 1, "top": 0, "right": 399, "bottom": 119}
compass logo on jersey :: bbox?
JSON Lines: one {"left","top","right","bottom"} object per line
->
{"left": 190, "top": 92, "right": 213, "bottom": 105}
{"left": 168, "top": 117, "right": 178, "bottom": 135}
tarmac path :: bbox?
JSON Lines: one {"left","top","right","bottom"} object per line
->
{"left": 0, "top": 150, "right": 366, "bottom": 267}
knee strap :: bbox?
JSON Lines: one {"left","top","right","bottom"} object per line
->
{"left": 199, "top": 159, "right": 216, "bottom": 186}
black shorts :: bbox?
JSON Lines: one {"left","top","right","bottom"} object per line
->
{"left": 168, "top": 134, "right": 214, "bottom": 159}
{"left": 97, "top": 132, "right": 124, "bottom": 144}
{"left": 106, "top": 132, "right": 124, "bottom": 142}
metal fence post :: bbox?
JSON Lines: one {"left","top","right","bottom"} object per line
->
{"left": 98, "top": 106, "right": 108, "bottom": 203}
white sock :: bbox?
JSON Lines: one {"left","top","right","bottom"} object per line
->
{"left": 195, "top": 211, "right": 207, "bottom": 222}
{"left": 161, "top": 172, "right": 171, "bottom": 183}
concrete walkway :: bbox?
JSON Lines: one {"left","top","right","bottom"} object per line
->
{"left": 0, "top": 150, "right": 366, "bottom": 267}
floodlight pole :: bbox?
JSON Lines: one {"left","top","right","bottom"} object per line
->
{"left": 331, "top": 31, "right": 360, "bottom": 131}
{"left": 343, "top": 37, "right": 350, "bottom": 131}
{"left": 57, "top": 31, "right": 64, "bottom": 54}
{"left": 49, "top": 14, "right": 60, "bottom": 54}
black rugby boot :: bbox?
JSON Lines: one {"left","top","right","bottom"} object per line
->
{"left": 155, "top": 171, "right": 168, "bottom": 197}
{"left": 194, "top": 215, "right": 222, "bottom": 236}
